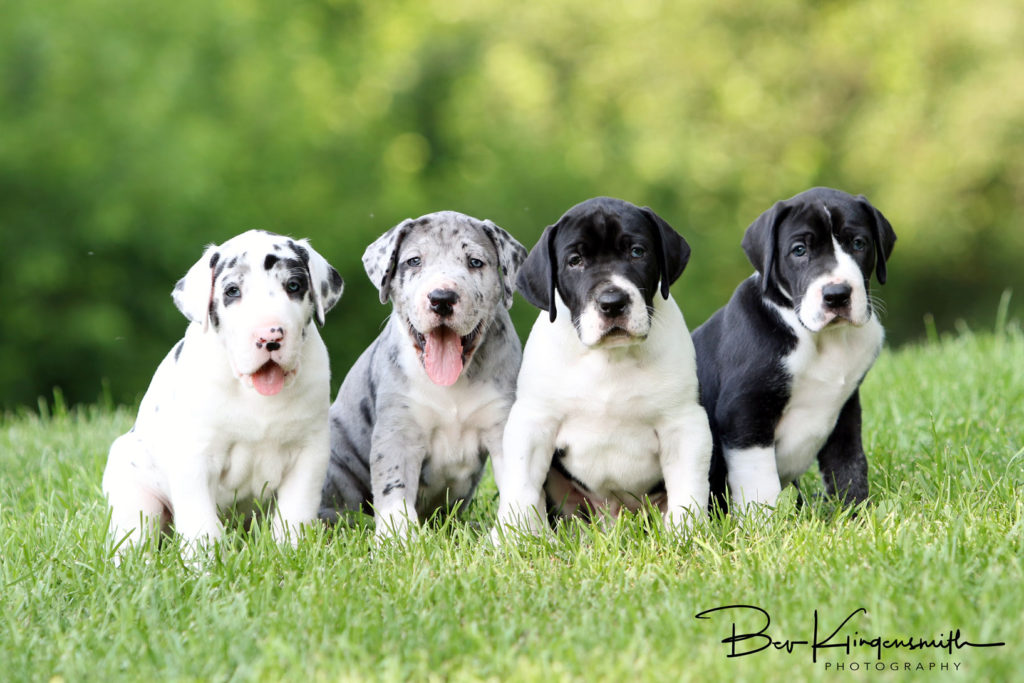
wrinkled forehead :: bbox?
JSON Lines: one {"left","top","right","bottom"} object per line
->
{"left": 557, "top": 208, "right": 650, "bottom": 251}
{"left": 784, "top": 199, "right": 872, "bottom": 239}
{"left": 400, "top": 214, "right": 495, "bottom": 258}
{"left": 213, "top": 231, "right": 307, "bottom": 281}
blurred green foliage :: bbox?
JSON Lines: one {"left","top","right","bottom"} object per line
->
{"left": 2, "top": 0, "right": 1022, "bottom": 408}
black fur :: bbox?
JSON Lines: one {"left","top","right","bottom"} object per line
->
{"left": 516, "top": 197, "right": 690, "bottom": 323}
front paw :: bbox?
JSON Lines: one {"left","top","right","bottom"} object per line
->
{"left": 374, "top": 508, "right": 418, "bottom": 546}
{"left": 662, "top": 505, "right": 702, "bottom": 535}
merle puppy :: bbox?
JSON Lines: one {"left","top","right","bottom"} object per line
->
{"left": 692, "top": 187, "right": 896, "bottom": 514}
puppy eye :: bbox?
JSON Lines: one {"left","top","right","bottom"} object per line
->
{"left": 406, "top": 256, "right": 422, "bottom": 267}
{"left": 790, "top": 243, "right": 807, "bottom": 258}
{"left": 567, "top": 254, "right": 583, "bottom": 268}
{"left": 851, "top": 237, "right": 869, "bottom": 252}
{"left": 224, "top": 285, "right": 241, "bottom": 299}
{"left": 630, "top": 246, "right": 646, "bottom": 259}
{"left": 285, "top": 277, "right": 303, "bottom": 293}
{"left": 468, "top": 257, "right": 485, "bottom": 269}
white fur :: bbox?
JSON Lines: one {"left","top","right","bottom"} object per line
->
{"left": 102, "top": 233, "right": 339, "bottom": 561}
{"left": 798, "top": 237, "right": 871, "bottom": 331}
{"left": 495, "top": 293, "right": 712, "bottom": 535}
{"left": 575, "top": 274, "right": 652, "bottom": 347}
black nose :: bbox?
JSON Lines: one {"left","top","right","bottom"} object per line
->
{"left": 596, "top": 287, "right": 630, "bottom": 318}
{"left": 823, "top": 283, "right": 852, "bottom": 309}
{"left": 428, "top": 289, "right": 460, "bottom": 317}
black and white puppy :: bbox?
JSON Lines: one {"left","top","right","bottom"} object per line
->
{"left": 692, "top": 187, "right": 896, "bottom": 514}
{"left": 494, "top": 197, "right": 712, "bottom": 536}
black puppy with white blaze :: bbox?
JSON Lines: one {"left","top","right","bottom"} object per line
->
{"left": 692, "top": 187, "right": 896, "bottom": 514}
{"left": 493, "top": 197, "right": 712, "bottom": 536}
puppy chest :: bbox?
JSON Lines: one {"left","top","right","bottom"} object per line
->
{"left": 214, "top": 441, "right": 300, "bottom": 505}
{"left": 555, "top": 417, "right": 664, "bottom": 497}
{"left": 409, "top": 384, "right": 508, "bottom": 497}
{"left": 774, "top": 331, "right": 879, "bottom": 482}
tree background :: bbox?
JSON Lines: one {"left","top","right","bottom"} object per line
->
{"left": 2, "top": 0, "right": 1021, "bottom": 409}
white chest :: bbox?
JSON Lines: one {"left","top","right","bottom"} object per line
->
{"left": 521, "top": 296, "right": 699, "bottom": 499}
{"left": 405, "top": 372, "right": 511, "bottom": 499}
{"left": 774, "top": 319, "right": 883, "bottom": 483}
{"left": 553, "top": 358, "right": 668, "bottom": 497}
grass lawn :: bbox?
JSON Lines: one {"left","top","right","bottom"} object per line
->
{"left": 2, "top": 326, "right": 1022, "bottom": 682}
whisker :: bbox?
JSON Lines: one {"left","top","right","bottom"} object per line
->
{"left": 868, "top": 294, "right": 887, "bottom": 318}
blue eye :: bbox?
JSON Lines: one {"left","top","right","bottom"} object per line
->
{"left": 224, "top": 285, "right": 241, "bottom": 299}
{"left": 406, "top": 257, "right": 421, "bottom": 267}
{"left": 630, "top": 246, "right": 646, "bottom": 259}
{"left": 469, "top": 257, "right": 484, "bottom": 269}
{"left": 285, "top": 277, "right": 303, "bottom": 293}
{"left": 791, "top": 244, "right": 807, "bottom": 258}
{"left": 852, "top": 237, "right": 868, "bottom": 252}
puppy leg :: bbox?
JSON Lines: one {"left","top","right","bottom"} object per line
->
{"left": 163, "top": 445, "right": 223, "bottom": 558}
{"left": 369, "top": 421, "right": 426, "bottom": 542}
{"left": 103, "top": 435, "right": 169, "bottom": 561}
{"left": 723, "top": 445, "right": 783, "bottom": 513}
{"left": 816, "top": 391, "right": 869, "bottom": 506}
{"left": 494, "top": 402, "right": 558, "bottom": 538}
{"left": 715, "top": 392, "right": 784, "bottom": 514}
{"left": 658, "top": 405, "right": 713, "bottom": 532}
{"left": 272, "top": 426, "right": 331, "bottom": 545}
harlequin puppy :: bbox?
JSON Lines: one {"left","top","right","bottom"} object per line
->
{"left": 102, "top": 230, "right": 343, "bottom": 560}
{"left": 319, "top": 211, "right": 527, "bottom": 541}
{"left": 692, "top": 187, "right": 896, "bottom": 514}
{"left": 493, "top": 197, "right": 712, "bottom": 536}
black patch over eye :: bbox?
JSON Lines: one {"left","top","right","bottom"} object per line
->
{"left": 468, "top": 257, "right": 484, "bottom": 269}
{"left": 567, "top": 254, "right": 583, "bottom": 268}
{"left": 406, "top": 256, "right": 422, "bottom": 267}
{"left": 224, "top": 284, "right": 241, "bottom": 299}
{"left": 630, "top": 245, "right": 646, "bottom": 259}
{"left": 790, "top": 243, "right": 807, "bottom": 258}
{"left": 851, "top": 237, "right": 869, "bottom": 252}
{"left": 286, "top": 277, "right": 303, "bottom": 293}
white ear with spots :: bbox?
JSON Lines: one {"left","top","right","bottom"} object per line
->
{"left": 295, "top": 238, "right": 344, "bottom": 327}
{"left": 362, "top": 219, "right": 415, "bottom": 304}
{"left": 172, "top": 244, "right": 219, "bottom": 331}
{"left": 480, "top": 219, "right": 528, "bottom": 309}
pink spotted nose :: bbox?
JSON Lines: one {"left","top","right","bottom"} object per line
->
{"left": 254, "top": 326, "right": 285, "bottom": 352}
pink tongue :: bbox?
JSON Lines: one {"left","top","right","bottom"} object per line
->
{"left": 251, "top": 362, "right": 286, "bottom": 396}
{"left": 423, "top": 328, "right": 464, "bottom": 386}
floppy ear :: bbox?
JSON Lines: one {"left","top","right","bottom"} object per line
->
{"left": 516, "top": 223, "right": 560, "bottom": 321}
{"left": 362, "top": 219, "right": 414, "bottom": 304}
{"left": 480, "top": 219, "right": 528, "bottom": 309}
{"left": 641, "top": 207, "right": 691, "bottom": 299}
{"left": 171, "top": 244, "right": 219, "bottom": 331}
{"left": 742, "top": 200, "right": 791, "bottom": 295}
{"left": 857, "top": 196, "right": 896, "bottom": 285}
{"left": 292, "top": 238, "right": 344, "bottom": 327}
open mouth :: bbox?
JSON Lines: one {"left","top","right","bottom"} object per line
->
{"left": 247, "top": 360, "right": 291, "bottom": 396}
{"left": 408, "top": 320, "right": 484, "bottom": 386}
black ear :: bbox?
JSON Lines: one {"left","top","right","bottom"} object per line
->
{"left": 742, "top": 200, "right": 791, "bottom": 295}
{"left": 515, "top": 223, "right": 559, "bottom": 321}
{"left": 858, "top": 196, "right": 896, "bottom": 285}
{"left": 641, "top": 207, "right": 691, "bottom": 299}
